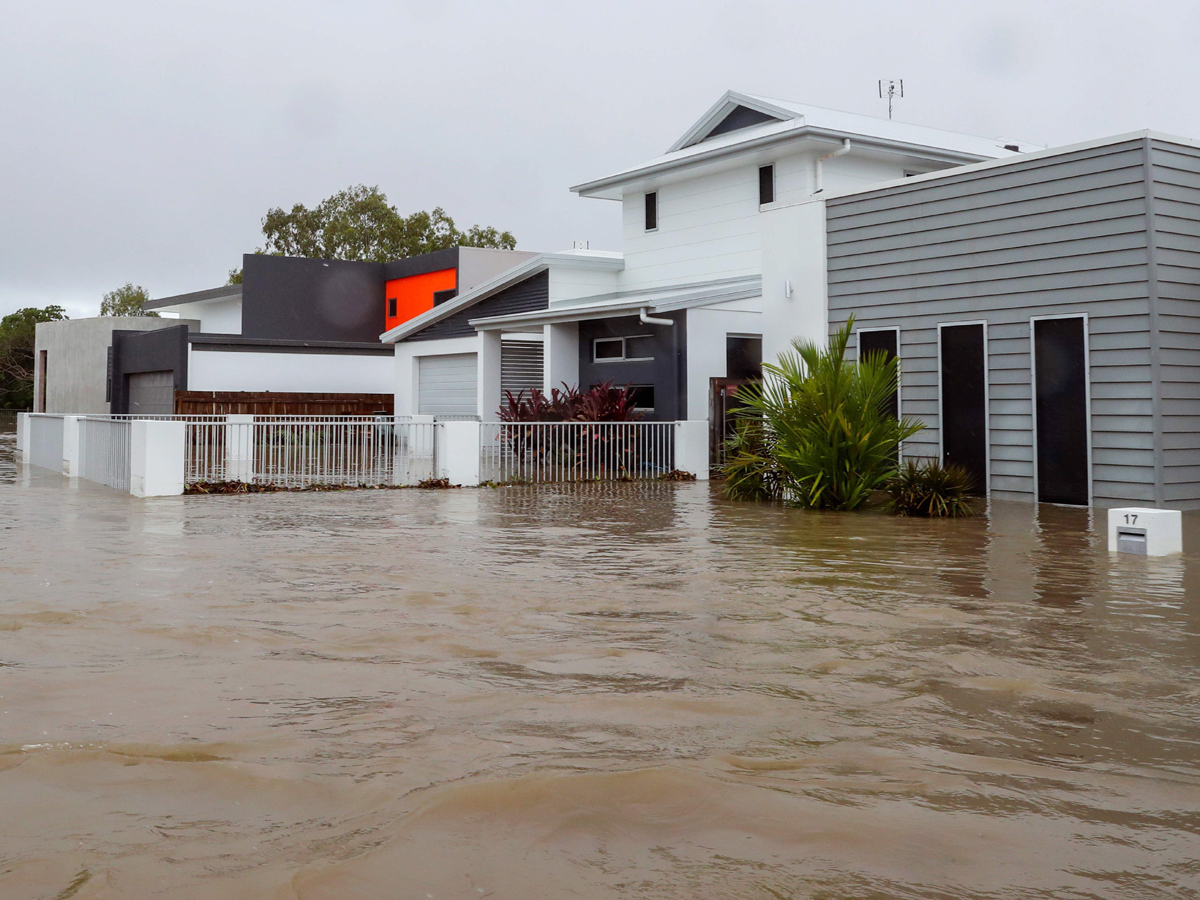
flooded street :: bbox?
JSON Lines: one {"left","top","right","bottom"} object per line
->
{"left": 1, "top": 422, "right": 1199, "bottom": 898}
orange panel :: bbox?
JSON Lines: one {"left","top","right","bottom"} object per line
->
{"left": 385, "top": 268, "right": 457, "bottom": 332}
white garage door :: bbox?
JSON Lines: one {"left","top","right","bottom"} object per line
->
{"left": 418, "top": 353, "right": 478, "bottom": 416}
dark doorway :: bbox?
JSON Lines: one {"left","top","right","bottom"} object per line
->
{"left": 859, "top": 329, "right": 899, "bottom": 419}
{"left": 940, "top": 323, "right": 988, "bottom": 494}
{"left": 1034, "top": 317, "right": 1089, "bottom": 505}
{"left": 710, "top": 336, "right": 763, "bottom": 467}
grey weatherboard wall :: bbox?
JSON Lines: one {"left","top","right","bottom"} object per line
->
{"left": 404, "top": 270, "right": 550, "bottom": 342}
{"left": 825, "top": 135, "right": 1200, "bottom": 508}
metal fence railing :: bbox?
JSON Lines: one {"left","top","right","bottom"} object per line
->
{"left": 27, "top": 414, "right": 65, "bottom": 473}
{"left": 480, "top": 421, "right": 675, "bottom": 483}
{"left": 78, "top": 417, "right": 132, "bottom": 491}
{"left": 184, "top": 416, "right": 436, "bottom": 488}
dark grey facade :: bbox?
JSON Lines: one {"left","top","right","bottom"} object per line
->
{"left": 110, "top": 325, "right": 190, "bottom": 415}
{"left": 406, "top": 271, "right": 549, "bottom": 342}
{"left": 577, "top": 312, "right": 686, "bottom": 421}
{"left": 825, "top": 135, "right": 1200, "bottom": 508}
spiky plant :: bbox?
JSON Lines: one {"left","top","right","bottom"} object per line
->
{"left": 730, "top": 316, "right": 924, "bottom": 510}
{"left": 886, "top": 459, "right": 975, "bottom": 517}
{"left": 721, "top": 418, "right": 784, "bottom": 501}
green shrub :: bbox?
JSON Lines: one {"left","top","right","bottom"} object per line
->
{"left": 728, "top": 317, "right": 923, "bottom": 510}
{"left": 721, "top": 418, "right": 784, "bottom": 501}
{"left": 886, "top": 459, "right": 975, "bottom": 517}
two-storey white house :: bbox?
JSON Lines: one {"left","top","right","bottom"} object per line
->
{"left": 383, "top": 91, "right": 1030, "bottom": 441}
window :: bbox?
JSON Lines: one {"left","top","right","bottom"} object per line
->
{"left": 759, "top": 164, "right": 775, "bottom": 205}
{"left": 592, "top": 335, "right": 655, "bottom": 362}
{"left": 594, "top": 337, "right": 624, "bottom": 361}
{"left": 629, "top": 385, "right": 655, "bottom": 411}
{"left": 644, "top": 191, "right": 657, "bottom": 231}
{"left": 433, "top": 288, "right": 458, "bottom": 307}
{"left": 387, "top": 297, "right": 397, "bottom": 318}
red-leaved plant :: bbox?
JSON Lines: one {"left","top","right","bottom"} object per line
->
{"left": 498, "top": 381, "right": 643, "bottom": 422}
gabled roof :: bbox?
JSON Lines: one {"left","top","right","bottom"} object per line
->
{"left": 572, "top": 90, "right": 1039, "bottom": 200}
{"left": 379, "top": 251, "right": 624, "bottom": 343}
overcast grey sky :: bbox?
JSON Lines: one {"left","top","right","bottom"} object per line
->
{"left": 2, "top": 0, "right": 1197, "bottom": 319}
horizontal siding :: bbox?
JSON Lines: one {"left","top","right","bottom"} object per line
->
{"left": 1151, "top": 140, "right": 1200, "bottom": 501}
{"left": 827, "top": 138, "right": 1154, "bottom": 505}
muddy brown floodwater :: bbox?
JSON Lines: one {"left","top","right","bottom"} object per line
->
{"left": 1, "top": 421, "right": 1199, "bottom": 899}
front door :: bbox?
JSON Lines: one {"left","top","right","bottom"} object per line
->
{"left": 1034, "top": 317, "right": 1089, "bottom": 505}
{"left": 940, "top": 323, "right": 988, "bottom": 494}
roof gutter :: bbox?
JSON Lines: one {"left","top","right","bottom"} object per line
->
{"left": 571, "top": 127, "right": 998, "bottom": 198}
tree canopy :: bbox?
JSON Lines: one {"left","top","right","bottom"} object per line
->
{"left": 100, "top": 283, "right": 158, "bottom": 317}
{"left": 255, "top": 185, "right": 517, "bottom": 264}
{"left": 0, "top": 305, "right": 68, "bottom": 409}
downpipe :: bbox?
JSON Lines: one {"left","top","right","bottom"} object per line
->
{"left": 639, "top": 308, "right": 673, "bottom": 326}
{"left": 813, "top": 139, "right": 851, "bottom": 194}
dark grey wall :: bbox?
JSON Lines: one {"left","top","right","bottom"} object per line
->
{"left": 110, "top": 324, "right": 189, "bottom": 414}
{"left": 577, "top": 312, "right": 686, "bottom": 421}
{"left": 382, "top": 247, "right": 459, "bottom": 280}
{"left": 241, "top": 254, "right": 385, "bottom": 342}
{"left": 826, "top": 138, "right": 1157, "bottom": 506}
{"left": 1149, "top": 139, "right": 1200, "bottom": 505}
{"left": 405, "top": 270, "right": 549, "bottom": 342}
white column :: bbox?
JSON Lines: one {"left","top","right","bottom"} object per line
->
{"left": 760, "top": 199, "right": 828, "bottom": 365}
{"left": 225, "top": 414, "right": 254, "bottom": 483}
{"left": 130, "top": 420, "right": 185, "bottom": 498}
{"left": 544, "top": 322, "right": 579, "bottom": 394}
{"left": 479, "top": 330, "right": 503, "bottom": 420}
{"left": 15, "top": 412, "right": 28, "bottom": 462}
{"left": 61, "top": 415, "right": 82, "bottom": 476}
{"left": 674, "top": 420, "right": 710, "bottom": 481}
{"left": 439, "top": 420, "right": 481, "bottom": 486}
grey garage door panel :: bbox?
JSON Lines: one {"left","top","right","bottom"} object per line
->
{"left": 418, "top": 353, "right": 478, "bottom": 416}
{"left": 127, "top": 370, "right": 175, "bottom": 415}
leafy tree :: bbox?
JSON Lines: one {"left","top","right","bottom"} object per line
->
{"left": 100, "top": 283, "right": 159, "bottom": 317}
{"left": 227, "top": 268, "right": 243, "bottom": 285}
{"left": 256, "top": 185, "right": 517, "bottom": 263}
{"left": 0, "top": 305, "right": 68, "bottom": 409}
{"left": 725, "top": 317, "right": 923, "bottom": 510}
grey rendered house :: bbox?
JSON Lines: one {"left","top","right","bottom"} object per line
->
{"left": 819, "top": 132, "right": 1200, "bottom": 509}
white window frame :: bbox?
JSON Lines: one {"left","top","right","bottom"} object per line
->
{"left": 644, "top": 191, "right": 658, "bottom": 233}
{"left": 592, "top": 334, "right": 654, "bottom": 363}
{"left": 936, "top": 320, "right": 991, "bottom": 497}
{"left": 1029, "top": 313, "right": 1093, "bottom": 507}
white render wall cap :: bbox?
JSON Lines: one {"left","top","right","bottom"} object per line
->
{"left": 379, "top": 251, "right": 625, "bottom": 343}
{"left": 572, "top": 89, "right": 1035, "bottom": 199}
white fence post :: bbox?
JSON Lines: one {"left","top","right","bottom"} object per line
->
{"left": 15, "top": 412, "right": 28, "bottom": 462}
{"left": 225, "top": 414, "right": 255, "bottom": 483}
{"left": 61, "top": 415, "right": 82, "bottom": 476}
{"left": 439, "top": 420, "right": 480, "bottom": 486}
{"left": 674, "top": 420, "right": 710, "bottom": 481}
{"left": 130, "top": 420, "right": 185, "bottom": 498}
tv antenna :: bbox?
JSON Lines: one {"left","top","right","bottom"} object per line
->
{"left": 878, "top": 79, "right": 904, "bottom": 119}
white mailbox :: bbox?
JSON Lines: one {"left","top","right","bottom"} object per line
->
{"left": 1107, "top": 507, "right": 1182, "bottom": 556}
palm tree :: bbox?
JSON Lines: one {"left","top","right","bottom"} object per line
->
{"left": 727, "top": 316, "right": 923, "bottom": 510}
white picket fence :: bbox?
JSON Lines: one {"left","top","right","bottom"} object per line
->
{"left": 17, "top": 414, "right": 708, "bottom": 496}
{"left": 78, "top": 417, "right": 132, "bottom": 491}
{"left": 480, "top": 421, "right": 676, "bottom": 483}
{"left": 184, "top": 416, "right": 437, "bottom": 488}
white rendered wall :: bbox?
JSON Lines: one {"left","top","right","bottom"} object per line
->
{"left": 760, "top": 198, "right": 829, "bottom": 366}
{"left": 617, "top": 150, "right": 908, "bottom": 292}
{"left": 683, "top": 303, "right": 763, "bottom": 421}
{"left": 188, "top": 348, "right": 393, "bottom": 394}
{"left": 393, "top": 335, "right": 481, "bottom": 417}
{"left": 548, "top": 260, "right": 622, "bottom": 305}
{"left": 156, "top": 298, "right": 241, "bottom": 334}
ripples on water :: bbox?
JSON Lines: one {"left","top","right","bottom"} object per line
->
{"left": 0, "top": 420, "right": 1198, "bottom": 898}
